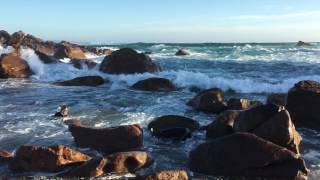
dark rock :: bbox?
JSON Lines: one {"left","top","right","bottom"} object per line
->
{"left": 189, "top": 133, "right": 309, "bottom": 179}
{"left": 0, "top": 53, "right": 32, "bottom": 78}
{"left": 71, "top": 59, "right": 97, "bottom": 69}
{"left": 68, "top": 122, "right": 143, "bottom": 154}
{"left": 234, "top": 104, "right": 301, "bottom": 153}
{"left": 227, "top": 98, "right": 262, "bottom": 110}
{"left": 54, "top": 76, "right": 105, "bottom": 87}
{"left": 267, "top": 93, "right": 287, "bottom": 106}
{"left": 9, "top": 31, "right": 25, "bottom": 49}
{"left": 35, "top": 50, "right": 57, "bottom": 64}
{"left": 286, "top": 80, "right": 320, "bottom": 129}
{"left": 54, "top": 43, "right": 87, "bottom": 60}
{"left": 54, "top": 104, "right": 69, "bottom": 117}
{"left": 0, "top": 150, "right": 13, "bottom": 162}
{"left": 205, "top": 110, "right": 239, "bottom": 138}
{"left": 136, "top": 170, "right": 189, "bottom": 180}
{"left": 132, "top": 78, "right": 176, "bottom": 92}
{"left": 0, "top": 30, "right": 11, "bottom": 45}
{"left": 104, "top": 151, "right": 152, "bottom": 173}
{"left": 296, "top": 41, "right": 312, "bottom": 46}
{"left": 148, "top": 115, "right": 200, "bottom": 139}
{"left": 9, "top": 145, "right": 90, "bottom": 173}
{"left": 61, "top": 157, "right": 107, "bottom": 177}
{"left": 99, "top": 48, "right": 160, "bottom": 74}
{"left": 175, "top": 49, "right": 190, "bottom": 56}
{"left": 187, "top": 88, "right": 228, "bottom": 113}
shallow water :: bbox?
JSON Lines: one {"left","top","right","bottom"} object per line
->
{"left": 0, "top": 43, "right": 320, "bottom": 179}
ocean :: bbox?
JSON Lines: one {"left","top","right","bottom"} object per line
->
{"left": 1, "top": 43, "right": 320, "bottom": 179}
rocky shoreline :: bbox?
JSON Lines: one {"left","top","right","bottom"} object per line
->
{"left": 0, "top": 30, "right": 319, "bottom": 179}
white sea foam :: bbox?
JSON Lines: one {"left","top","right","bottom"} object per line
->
{"left": 0, "top": 45, "right": 14, "bottom": 55}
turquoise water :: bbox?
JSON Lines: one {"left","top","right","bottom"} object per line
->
{"left": 0, "top": 43, "right": 320, "bottom": 179}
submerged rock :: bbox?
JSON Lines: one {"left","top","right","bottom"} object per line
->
{"left": 54, "top": 76, "right": 105, "bottom": 87}
{"left": 227, "top": 98, "right": 262, "bottom": 110}
{"left": 9, "top": 145, "right": 90, "bottom": 173}
{"left": 0, "top": 149, "right": 13, "bottom": 162}
{"left": 71, "top": 59, "right": 97, "bottom": 69}
{"left": 175, "top": 49, "right": 190, "bottom": 56}
{"left": 148, "top": 115, "right": 200, "bottom": 139}
{"left": 0, "top": 53, "right": 32, "bottom": 78}
{"left": 187, "top": 88, "right": 228, "bottom": 113}
{"left": 99, "top": 48, "right": 160, "bottom": 74}
{"left": 286, "top": 80, "right": 320, "bottom": 130}
{"left": 296, "top": 41, "right": 312, "bottom": 46}
{"left": 234, "top": 104, "right": 301, "bottom": 153}
{"left": 68, "top": 122, "right": 143, "bottom": 154}
{"left": 189, "top": 133, "right": 309, "bottom": 179}
{"left": 136, "top": 170, "right": 189, "bottom": 180}
{"left": 267, "top": 93, "right": 287, "bottom": 106}
{"left": 54, "top": 104, "right": 69, "bottom": 117}
{"left": 54, "top": 43, "right": 87, "bottom": 60}
{"left": 132, "top": 77, "right": 176, "bottom": 92}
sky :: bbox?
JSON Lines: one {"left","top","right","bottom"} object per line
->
{"left": 1, "top": 0, "right": 320, "bottom": 43}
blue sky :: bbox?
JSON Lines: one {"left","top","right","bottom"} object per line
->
{"left": 1, "top": 0, "right": 320, "bottom": 43}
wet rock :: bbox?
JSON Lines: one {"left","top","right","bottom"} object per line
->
{"left": 71, "top": 59, "right": 97, "bottom": 69}
{"left": 234, "top": 104, "right": 301, "bottom": 153}
{"left": 0, "top": 150, "right": 13, "bottom": 162}
{"left": 54, "top": 104, "right": 69, "bottom": 117}
{"left": 35, "top": 50, "right": 57, "bottom": 64}
{"left": 68, "top": 122, "right": 143, "bottom": 154}
{"left": 175, "top": 49, "right": 190, "bottom": 56}
{"left": 99, "top": 48, "right": 161, "bottom": 74}
{"left": 227, "top": 98, "right": 262, "bottom": 110}
{"left": 148, "top": 115, "right": 200, "bottom": 139}
{"left": 132, "top": 78, "right": 176, "bottom": 92}
{"left": 267, "top": 93, "right": 287, "bottom": 106}
{"left": 136, "top": 170, "right": 189, "bottom": 180}
{"left": 9, "top": 145, "right": 90, "bottom": 172}
{"left": 296, "top": 41, "right": 311, "bottom": 46}
{"left": 54, "top": 43, "right": 87, "bottom": 60}
{"left": 205, "top": 110, "right": 239, "bottom": 138}
{"left": 189, "top": 133, "right": 309, "bottom": 179}
{"left": 187, "top": 88, "right": 228, "bottom": 113}
{"left": 286, "top": 80, "right": 320, "bottom": 129}
{"left": 54, "top": 76, "right": 105, "bottom": 87}
{"left": 9, "top": 31, "right": 25, "bottom": 49}
{"left": 61, "top": 156, "right": 107, "bottom": 178}
{"left": 0, "top": 53, "right": 32, "bottom": 78}
{"left": 0, "top": 30, "right": 11, "bottom": 45}
{"left": 104, "top": 151, "right": 152, "bottom": 173}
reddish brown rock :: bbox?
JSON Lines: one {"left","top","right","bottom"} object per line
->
{"left": 54, "top": 76, "right": 105, "bottom": 87}
{"left": 99, "top": 48, "right": 160, "bottom": 74}
{"left": 9, "top": 145, "right": 90, "bottom": 172}
{"left": 104, "top": 151, "right": 152, "bottom": 173}
{"left": 0, "top": 53, "right": 32, "bottom": 78}
{"left": 8, "top": 31, "right": 25, "bottom": 49}
{"left": 136, "top": 170, "right": 189, "bottom": 180}
{"left": 132, "top": 78, "right": 176, "bottom": 92}
{"left": 61, "top": 157, "right": 107, "bottom": 177}
{"left": 54, "top": 43, "right": 87, "bottom": 60}
{"left": 187, "top": 88, "right": 228, "bottom": 113}
{"left": 189, "top": 133, "right": 309, "bottom": 179}
{"left": 227, "top": 98, "right": 262, "bottom": 110}
{"left": 0, "top": 149, "right": 13, "bottom": 162}
{"left": 286, "top": 80, "right": 320, "bottom": 129}
{"left": 68, "top": 122, "right": 143, "bottom": 154}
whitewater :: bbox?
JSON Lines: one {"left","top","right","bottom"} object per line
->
{"left": 1, "top": 43, "right": 320, "bottom": 179}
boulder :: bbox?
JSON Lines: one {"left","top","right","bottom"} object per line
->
{"left": 296, "top": 41, "right": 311, "bottom": 46}
{"left": 234, "top": 104, "right": 301, "bottom": 153}
{"left": 104, "top": 151, "right": 152, "bottom": 173}
{"left": 68, "top": 122, "right": 143, "bottom": 154}
{"left": 54, "top": 43, "right": 87, "bottom": 60}
{"left": 54, "top": 76, "right": 105, "bottom": 87}
{"left": 187, "top": 88, "right": 228, "bottom": 113}
{"left": 148, "top": 115, "right": 200, "bottom": 139}
{"left": 99, "top": 48, "right": 160, "bottom": 74}
{"left": 175, "top": 49, "right": 190, "bottom": 56}
{"left": 132, "top": 78, "right": 176, "bottom": 92}
{"left": 9, "top": 145, "right": 90, "bottom": 173}
{"left": 0, "top": 30, "right": 11, "bottom": 45}
{"left": 227, "top": 98, "right": 262, "bottom": 110}
{"left": 35, "top": 50, "right": 57, "bottom": 64}
{"left": 0, "top": 53, "right": 32, "bottom": 78}
{"left": 71, "top": 59, "right": 97, "bottom": 69}
{"left": 286, "top": 80, "right": 320, "bottom": 129}
{"left": 189, "top": 133, "right": 309, "bottom": 179}
{"left": 205, "top": 110, "right": 239, "bottom": 138}
{"left": 9, "top": 31, "right": 25, "bottom": 49}
{"left": 61, "top": 157, "right": 107, "bottom": 178}
{"left": 267, "top": 93, "right": 287, "bottom": 106}
{"left": 0, "top": 149, "right": 13, "bottom": 162}
{"left": 136, "top": 170, "right": 189, "bottom": 180}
